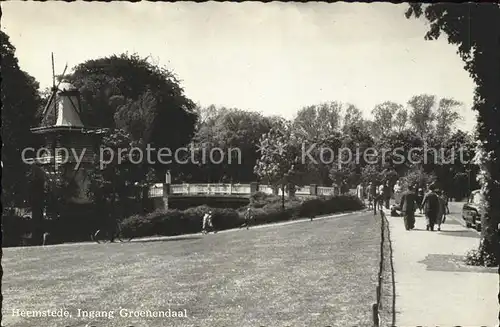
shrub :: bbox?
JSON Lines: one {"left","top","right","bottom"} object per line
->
{"left": 120, "top": 206, "right": 241, "bottom": 237}
{"left": 2, "top": 215, "right": 33, "bottom": 247}
{"left": 119, "top": 194, "right": 364, "bottom": 239}
{"left": 464, "top": 240, "right": 498, "bottom": 267}
{"left": 249, "top": 191, "right": 283, "bottom": 208}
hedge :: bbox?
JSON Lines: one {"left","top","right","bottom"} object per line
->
{"left": 120, "top": 194, "right": 364, "bottom": 238}
{"left": 2, "top": 215, "right": 33, "bottom": 247}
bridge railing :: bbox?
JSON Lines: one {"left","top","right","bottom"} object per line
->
{"left": 149, "top": 183, "right": 339, "bottom": 198}
{"left": 317, "top": 186, "right": 336, "bottom": 196}
{"left": 258, "top": 184, "right": 275, "bottom": 195}
{"left": 295, "top": 186, "right": 310, "bottom": 195}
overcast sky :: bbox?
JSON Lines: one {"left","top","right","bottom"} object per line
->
{"left": 2, "top": 2, "right": 476, "bottom": 131}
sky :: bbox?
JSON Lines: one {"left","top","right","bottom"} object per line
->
{"left": 2, "top": 1, "right": 477, "bottom": 131}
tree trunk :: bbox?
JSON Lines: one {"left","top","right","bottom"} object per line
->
{"left": 474, "top": 64, "right": 500, "bottom": 323}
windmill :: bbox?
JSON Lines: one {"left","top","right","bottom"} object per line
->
{"left": 30, "top": 53, "right": 107, "bottom": 206}
{"left": 40, "top": 53, "right": 83, "bottom": 127}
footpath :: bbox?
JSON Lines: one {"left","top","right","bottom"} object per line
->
{"left": 382, "top": 202, "right": 498, "bottom": 326}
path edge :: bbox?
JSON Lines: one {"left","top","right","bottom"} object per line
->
{"left": 374, "top": 210, "right": 396, "bottom": 327}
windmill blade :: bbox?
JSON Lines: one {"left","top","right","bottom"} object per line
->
{"left": 41, "top": 89, "right": 57, "bottom": 118}
{"left": 41, "top": 61, "right": 69, "bottom": 120}
{"left": 55, "top": 64, "right": 68, "bottom": 90}
{"left": 51, "top": 53, "right": 56, "bottom": 88}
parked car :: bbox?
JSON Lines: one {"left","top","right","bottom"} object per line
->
{"left": 462, "top": 189, "right": 484, "bottom": 231}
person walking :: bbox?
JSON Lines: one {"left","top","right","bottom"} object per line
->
{"left": 435, "top": 190, "right": 447, "bottom": 231}
{"left": 241, "top": 207, "right": 254, "bottom": 229}
{"left": 356, "top": 183, "right": 365, "bottom": 204}
{"left": 442, "top": 191, "right": 450, "bottom": 214}
{"left": 383, "top": 181, "right": 391, "bottom": 209}
{"left": 367, "top": 182, "right": 376, "bottom": 210}
{"left": 393, "top": 180, "right": 402, "bottom": 205}
{"left": 400, "top": 184, "right": 418, "bottom": 230}
{"left": 421, "top": 184, "right": 440, "bottom": 231}
{"left": 373, "top": 183, "right": 383, "bottom": 214}
{"left": 416, "top": 187, "right": 424, "bottom": 214}
{"left": 202, "top": 210, "right": 214, "bottom": 234}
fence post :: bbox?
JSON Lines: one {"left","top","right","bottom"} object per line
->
{"left": 310, "top": 184, "right": 317, "bottom": 196}
{"left": 372, "top": 302, "right": 380, "bottom": 327}
{"left": 376, "top": 285, "right": 381, "bottom": 307}
{"left": 162, "top": 183, "right": 170, "bottom": 211}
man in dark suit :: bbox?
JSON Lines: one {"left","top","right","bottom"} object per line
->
{"left": 421, "top": 183, "right": 440, "bottom": 231}
{"left": 400, "top": 184, "right": 418, "bottom": 230}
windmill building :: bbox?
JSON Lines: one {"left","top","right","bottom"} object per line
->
{"left": 30, "top": 81, "right": 107, "bottom": 204}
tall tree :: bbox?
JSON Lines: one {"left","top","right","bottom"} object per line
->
{"left": 254, "top": 119, "right": 303, "bottom": 209}
{"left": 407, "top": 3, "right": 500, "bottom": 322}
{"left": 67, "top": 53, "right": 198, "bottom": 177}
{"left": 407, "top": 94, "right": 437, "bottom": 140}
{"left": 440, "top": 130, "right": 477, "bottom": 199}
{"left": 394, "top": 108, "right": 409, "bottom": 133}
{"left": 342, "top": 104, "right": 364, "bottom": 133}
{"left": 434, "top": 98, "right": 463, "bottom": 143}
{"left": 377, "top": 129, "right": 424, "bottom": 177}
{"left": 190, "top": 106, "right": 274, "bottom": 183}
{"left": 1, "top": 31, "right": 42, "bottom": 208}
{"left": 293, "top": 102, "right": 342, "bottom": 142}
{"left": 87, "top": 129, "right": 145, "bottom": 227}
{"left": 371, "top": 101, "right": 404, "bottom": 139}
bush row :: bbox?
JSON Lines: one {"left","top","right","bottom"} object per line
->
{"left": 2, "top": 215, "right": 33, "bottom": 247}
{"left": 119, "top": 194, "right": 365, "bottom": 238}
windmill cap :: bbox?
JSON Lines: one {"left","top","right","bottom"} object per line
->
{"left": 57, "top": 82, "right": 77, "bottom": 92}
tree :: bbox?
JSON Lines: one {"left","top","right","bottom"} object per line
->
{"left": 371, "top": 101, "right": 404, "bottom": 139}
{"left": 360, "top": 165, "right": 384, "bottom": 186}
{"left": 113, "top": 88, "right": 158, "bottom": 208}
{"left": 293, "top": 102, "right": 342, "bottom": 141}
{"left": 435, "top": 98, "right": 463, "bottom": 143}
{"left": 254, "top": 119, "right": 303, "bottom": 209}
{"left": 399, "top": 168, "right": 436, "bottom": 191}
{"left": 377, "top": 129, "right": 424, "bottom": 177}
{"left": 67, "top": 53, "right": 198, "bottom": 178}
{"left": 87, "top": 129, "right": 148, "bottom": 226}
{"left": 190, "top": 106, "right": 274, "bottom": 183}
{"left": 114, "top": 89, "right": 157, "bottom": 143}
{"left": 394, "top": 108, "right": 409, "bottom": 133}
{"left": 407, "top": 94, "right": 437, "bottom": 140}
{"left": 1, "top": 31, "right": 42, "bottom": 208}
{"left": 440, "top": 130, "right": 477, "bottom": 199}
{"left": 406, "top": 3, "right": 500, "bottom": 322}
{"left": 342, "top": 104, "right": 364, "bottom": 133}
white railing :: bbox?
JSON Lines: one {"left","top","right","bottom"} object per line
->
{"left": 149, "top": 184, "right": 163, "bottom": 198}
{"left": 317, "top": 186, "right": 337, "bottom": 196}
{"left": 149, "top": 183, "right": 338, "bottom": 198}
{"left": 295, "top": 186, "right": 310, "bottom": 195}
{"left": 258, "top": 185, "right": 275, "bottom": 195}
{"left": 232, "top": 184, "right": 251, "bottom": 194}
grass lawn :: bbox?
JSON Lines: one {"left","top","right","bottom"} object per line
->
{"left": 2, "top": 210, "right": 381, "bottom": 327}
